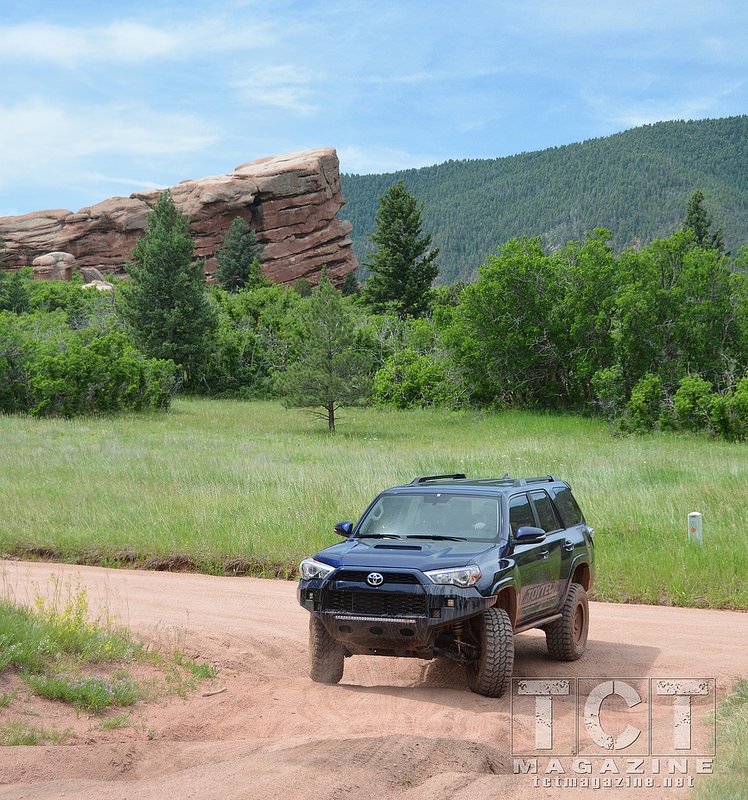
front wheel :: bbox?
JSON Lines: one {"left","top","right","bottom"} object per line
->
{"left": 309, "top": 616, "right": 345, "bottom": 684}
{"left": 545, "top": 582, "right": 589, "bottom": 661}
{"left": 466, "top": 606, "right": 514, "bottom": 698}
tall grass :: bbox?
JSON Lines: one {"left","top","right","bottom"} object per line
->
{"left": 1, "top": 399, "right": 746, "bottom": 608}
{"left": 693, "top": 679, "right": 748, "bottom": 800}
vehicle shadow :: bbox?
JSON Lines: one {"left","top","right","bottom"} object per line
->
{"left": 335, "top": 632, "right": 661, "bottom": 710}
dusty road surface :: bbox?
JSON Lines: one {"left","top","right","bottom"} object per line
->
{"left": 1, "top": 559, "right": 746, "bottom": 800}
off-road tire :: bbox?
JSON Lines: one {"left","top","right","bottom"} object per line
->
{"left": 309, "top": 616, "right": 345, "bottom": 684}
{"left": 466, "top": 606, "right": 515, "bottom": 698}
{"left": 545, "top": 582, "right": 589, "bottom": 661}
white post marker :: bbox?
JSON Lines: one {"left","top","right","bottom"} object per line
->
{"left": 688, "top": 512, "right": 703, "bottom": 545}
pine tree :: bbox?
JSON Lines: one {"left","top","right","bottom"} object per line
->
{"left": 117, "top": 190, "right": 217, "bottom": 386}
{"left": 341, "top": 270, "right": 360, "bottom": 297}
{"left": 363, "top": 180, "right": 439, "bottom": 318}
{"left": 683, "top": 190, "right": 727, "bottom": 254}
{"left": 0, "top": 268, "right": 31, "bottom": 313}
{"left": 214, "top": 217, "right": 265, "bottom": 292}
{"left": 279, "top": 275, "right": 371, "bottom": 431}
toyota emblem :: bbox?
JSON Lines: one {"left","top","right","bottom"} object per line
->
{"left": 366, "top": 572, "right": 384, "bottom": 587}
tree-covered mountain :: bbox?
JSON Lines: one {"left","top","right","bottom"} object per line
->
{"left": 340, "top": 116, "right": 748, "bottom": 284}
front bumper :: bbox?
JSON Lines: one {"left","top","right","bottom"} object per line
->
{"left": 298, "top": 573, "right": 495, "bottom": 655}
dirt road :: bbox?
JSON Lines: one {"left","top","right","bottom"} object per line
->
{"left": 1, "top": 560, "right": 746, "bottom": 799}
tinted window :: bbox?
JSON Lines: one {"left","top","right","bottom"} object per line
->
{"left": 357, "top": 493, "right": 499, "bottom": 539}
{"left": 509, "top": 494, "right": 535, "bottom": 534}
{"left": 530, "top": 490, "right": 561, "bottom": 532}
{"left": 551, "top": 487, "right": 584, "bottom": 527}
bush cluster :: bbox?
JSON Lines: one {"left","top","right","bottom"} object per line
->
{"left": 618, "top": 372, "right": 748, "bottom": 440}
{"left": 0, "top": 277, "right": 178, "bottom": 416}
{"left": 3, "top": 190, "right": 748, "bottom": 441}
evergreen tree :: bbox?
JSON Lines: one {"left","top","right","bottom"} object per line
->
{"left": 292, "top": 278, "right": 313, "bottom": 297}
{"left": 683, "top": 190, "right": 727, "bottom": 253}
{"left": 341, "top": 270, "right": 360, "bottom": 296}
{"left": 214, "top": 217, "right": 265, "bottom": 292}
{"left": 279, "top": 275, "right": 371, "bottom": 431}
{"left": 363, "top": 180, "right": 439, "bottom": 318}
{"left": 0, "top": 268, "right": 31, "bottom": 313}
{"left": 117, "top": 190, "right": 217, "bottom": 387}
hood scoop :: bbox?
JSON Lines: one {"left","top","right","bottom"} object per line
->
{"left": 373, "top": 543, "right": 423, "bottom": 550}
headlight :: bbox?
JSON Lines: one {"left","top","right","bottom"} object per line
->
{"left": 424, "top": 565, "right": 481, "bottom": 588}
{"left": 298, "top": 557, "right": 335, "bottom": 581}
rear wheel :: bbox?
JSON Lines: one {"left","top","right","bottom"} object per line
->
{"left": 466, "top": 607, "right": 514, "bottom": 697}
{"left": 309, "top": 616, "right": 345, "bottom": 684}
{"left": 545, "top": 582, "right": 589, "bottom": 661}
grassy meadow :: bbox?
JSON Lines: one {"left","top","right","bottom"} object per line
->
{"left": 1, "top": 398, "right": 747, "bottom": 609}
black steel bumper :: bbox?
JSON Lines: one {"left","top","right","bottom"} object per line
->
{"left": 298, "top": 578, "right": 495, "bottom": 655}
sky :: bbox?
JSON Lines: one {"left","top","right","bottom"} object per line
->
{"left": 1, "top": 0, "right": 747, "bottom": 218}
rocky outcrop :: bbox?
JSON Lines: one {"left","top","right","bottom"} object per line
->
{"left": 31, "top": 251, "right": 76, "bottom": 281}
{"left": 0, "top": 148, "right": 358, "bottom": 287}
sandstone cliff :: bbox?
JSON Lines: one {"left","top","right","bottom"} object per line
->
{"left": 0, "top": 148, "right": 358, "bottom": 287}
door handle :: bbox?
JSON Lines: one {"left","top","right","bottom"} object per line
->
{"left": 539, "top": 549, "right": 549, "bottom": 559}
{"left": 563, "top": 540, "right": 575, "bottom": 552}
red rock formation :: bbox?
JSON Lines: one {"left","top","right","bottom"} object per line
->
{"left": 30, "top": 251, "right": 76, "bottom": 281}
{"left": 0, "top": 148, "right": 358, "bottom": 287}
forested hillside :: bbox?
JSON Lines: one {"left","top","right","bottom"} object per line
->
{"left": 340, "top": 116, "right": 748, "bottom": 283}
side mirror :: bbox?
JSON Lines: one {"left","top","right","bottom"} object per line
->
{"left": 334, "top": 521, "right": 354, "bottom": 538}
{"left": 515, "top": 525, "right": 546, "bottom": 543}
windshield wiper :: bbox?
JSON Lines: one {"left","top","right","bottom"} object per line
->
{"left": 355, "top": 533, "right": 402, "bottom": 539}
{"left": 403, "top": 534, "right": 465, "bottom": 541}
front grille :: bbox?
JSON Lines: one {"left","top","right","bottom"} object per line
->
{"left": 326, "top": 590, "right": 427, "bottom": 617}
{"left": 334, "top": 570, "right": 420, "bottom": 585}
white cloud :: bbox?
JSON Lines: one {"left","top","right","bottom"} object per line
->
{"left": 0, "top": 101, "right": 218, "bottom": 185}
{"left": 0, "top": 22, "right": 178, "bottom": 66}
{"left": 337, "top": 145, "right": 442, "bottom": 176}
{"left": 0, "top": 16, "right": 274, "bottom": 67}
{"left": 591, "top": 95, "right": 716, "bottom": 131}
{"left": 81, "top": 171, "right": 163, "bottom": 188}
{"left": 235, "top": 65, "right": 318, "bottom": 113}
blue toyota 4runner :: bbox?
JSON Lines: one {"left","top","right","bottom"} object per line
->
{"left": 297, "top": 474, "right": 595, "bottom": 697}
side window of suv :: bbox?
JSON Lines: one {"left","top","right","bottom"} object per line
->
{"left": 551, "top": 487, "right": 585, "bottom": 527}
{"left": 508, "top": 494, "right": 535, "bottom": 535}
{"left": 529, "top": 490, "right": 561, "bottom": 533}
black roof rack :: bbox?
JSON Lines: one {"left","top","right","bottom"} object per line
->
{"left": 511, "top": 475, "right": 558, "bottom": 486}
{"left": 409, "top": 474, "right": 559, "bottom": 487}
{"left": 410, "top": 473, "right": 467, "bottom": 484}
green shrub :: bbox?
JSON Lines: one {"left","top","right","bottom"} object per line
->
{"left": 0, "top": 312, "right": 178, "bottom": 416}
{"left": 373, "top": 350, "right": 450, "bottom": 408}
{"left": 622, "top": 373, "right": 665, "bottom": 432}
{"left": 27, "top": 331, "right": 178, "bottom": 417}
{"left": 710, "top": 375, "right": 748, "bottom": 441}
{"left": 673, "top": 374, "right": 714, "bottom": 432}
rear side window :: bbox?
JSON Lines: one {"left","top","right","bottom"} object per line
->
{"left": 530, "top": 490, "right": 561, "bottom": 532}
{"left": 551, "top": 487, "right": 585, "bottom": 527}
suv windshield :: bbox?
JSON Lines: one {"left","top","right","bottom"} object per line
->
{"left": 356, "top": 492, "right": 500, "bottom": 540}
